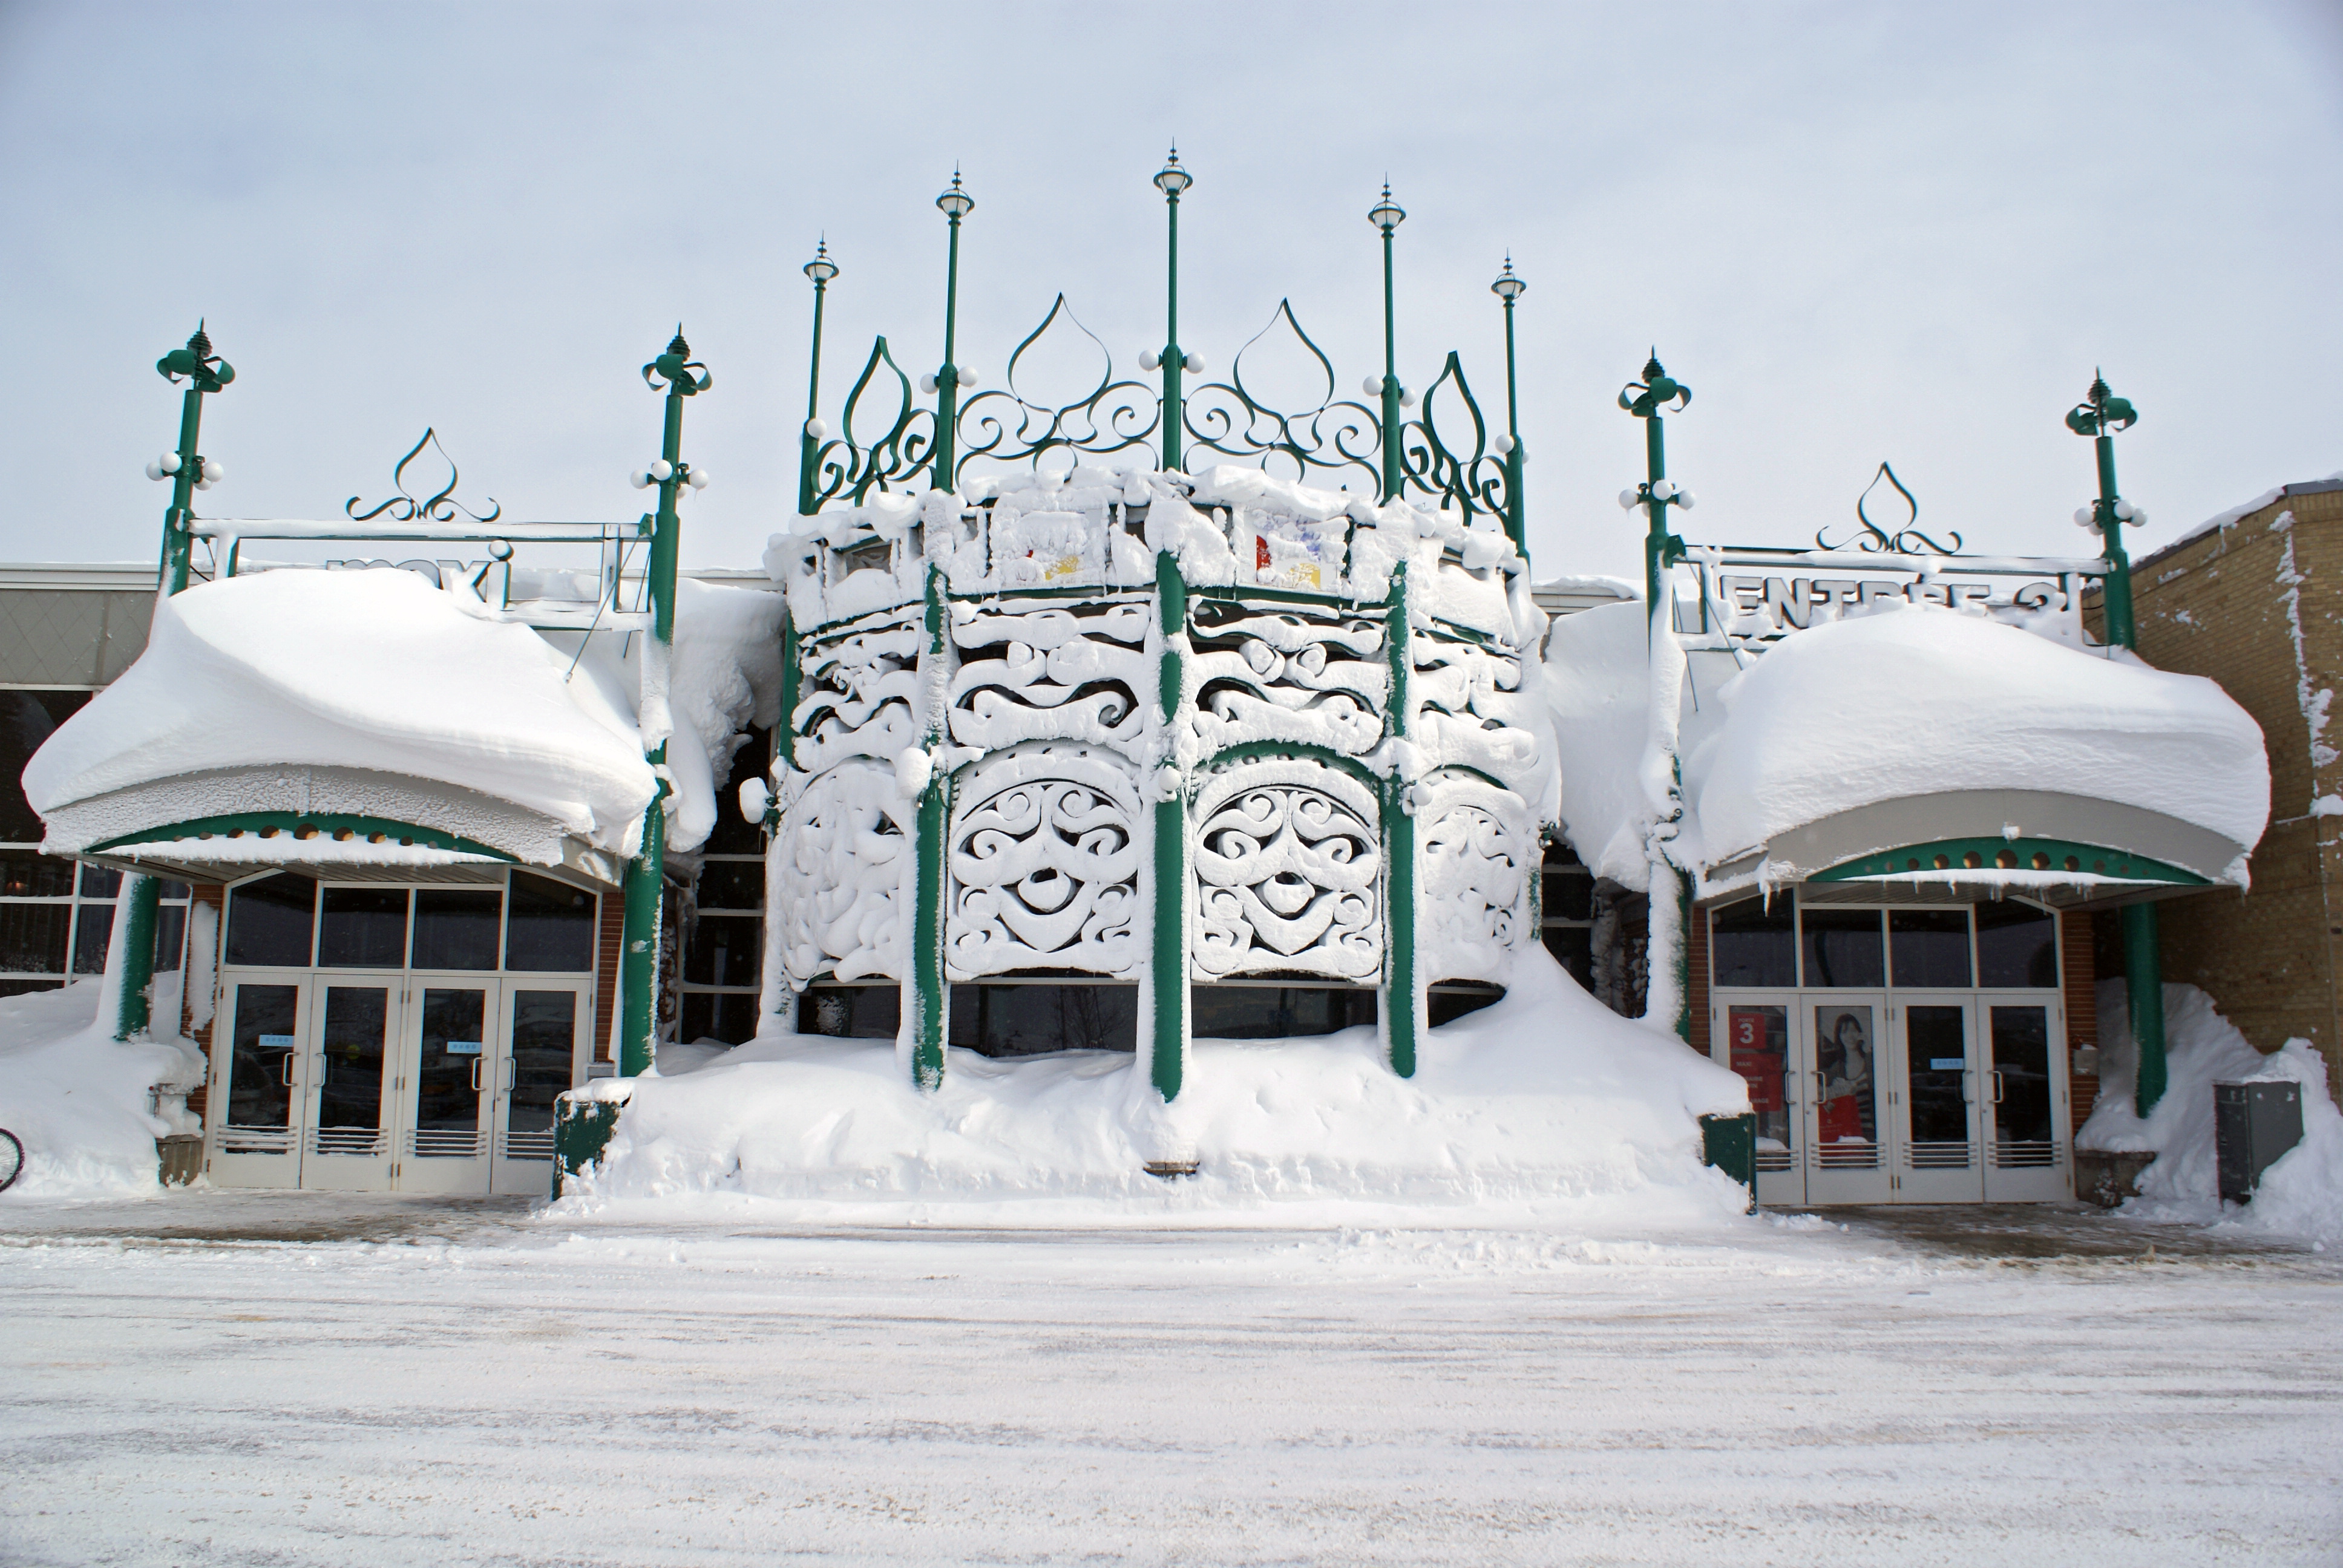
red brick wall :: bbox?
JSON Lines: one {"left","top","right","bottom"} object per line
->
{"left": 2061, "top": 910, "right": 2097, "bottom": 1134}
{"left": 594, "top": 889, "right": 622, "bottom": 1063}
{"left": 1686, "top": 903, "right": 1711, "bottom": 1056}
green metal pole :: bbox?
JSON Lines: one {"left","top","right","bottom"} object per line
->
{"left": 1382, "top": 561, "right": 1417, "bottom": 1076}
{"left": 620, "top": 332, "right": 706, "bottom": 1076}
{"left": 1493, "top": 258, "right": 1527, "bottom": 559}
{"left": 1379, "top": 224, "right": 1401, "bottom": 502}
{"left": 1626, "top": 354, "right": 1692, "bottom": 1042}
{"left": 797, "top": 240, "right": 835, "bottom": 517}
{"left": 910, "top": 563, "right": 949, "bottom": 1090}
{"left": 932, "top": 172, "right": 972, "bottom": 488}
{"left": 124, "top": 324, "right": 232, "bottom": 1040}
{"left": 1151, "top": 549, "right": 1188, "bottom": 1099}
{"left": 2069, "top": 371, "right": 2163, "bottom": 1113}
{"left": 1158, "top": 150, "right": 1188, "bottom": 474}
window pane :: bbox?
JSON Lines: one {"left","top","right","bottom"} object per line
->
{"left": 411, "top": 887, "right": 500, "bottom": 971}
{"left": 156, "top": 880, "right": 191, "bottom": 901}
{"left": 1188, "top": 985, "right": 1378, "bottom": 1039}
{"left": 71, "top": 904, "right": 111, "bottom": 975}
{"left": 1541, "top": 924, "right": 1593, "bottom": 990}
{"left": 415, "top": 988, "right": 486, "bottom": 1136}
{"left": 1990, "top": 1005, "right": 2056, "bottom": 1145}
{"left": 798, "top": 985, "right": 900, "bottom": 1039}
{"left": 1711, "top": 893, "right": 1796, "bottom": 987}
{"left": 226, "top": 874, "right": 316, "bottom": 967}
{"left": 1890, "top": 909, "right": 1972, "bottom": 988}
{"left": 506, "top": 990, "right": 577, "bottom": 1134}
{"left": 0, "top": 903, "right": 68, "bottom": 973}
{"left": 1814, "top": 1002, "right": 1878, "bottom": 1145}
{"left": 1801, "top": 909, "right": 1883, "bottom": 988}
{"left": 1724, "top": 1004, "right": 1794, "bottom": 1161}
{"left": 680, "top": 990, "right": 762, "bottom": 1047}
{"left": 950, "top": 982, "right": 1138, "bottom": 1056}
{"left": 78, "top": 864, "right": 121, "bottom": 898}
{"left": 1905, "top": 1005, "right": 1971, "bottom": 1142}
{"left": 0, "top": 691, "right": 87, "bottom": 843}
{"left": 1541, "top": 871, "right": 1593, "bottom": 921}
{"left": 1976, "top": 900, "right": 2058, "bottom": 988}
{"left": 682, "top": 915, "right": 760, "bottom": 987}
{"left": 152, "top": 904, "right": 186, "bottom": 975}
{"left": 316, "top": 986, "right": 389, "bottom": 1133}
{"left": 0, "top": 852, "right": 74, "bottom": 898}
{"left": 505, "top": 872, "right": 595, "bottom": 972}
{"left": 318, "top": 887, "right": 409, "bottom": 969}
{"left": 226, "top": 983, "right": 300, "bottom": 1129}
{"left": 695, "top": 860, "right": 764, "bottom": 911}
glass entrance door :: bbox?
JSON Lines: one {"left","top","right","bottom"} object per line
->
{"left": 209, "top": 975, "right": 311, "bottom": 1187}
{"left": 491, "top": 983, "right": 588, "bottom": 1195}
{"left": 299, "top": 981, "right": 398, "bottom": 1192}
{"left": 392, "top": 978, "right": 500, "bottom": 1194}
{"left": 1806, "top": 996, "right": 1891, "bottom": 1203}
{"left": 1984, "top": 1002, "right": 2068, "bottom": 1200}
{"left": 1719, "top": 997, "right": 1803, "bottom": 1206}
{"left": 1893, "top": 997, "right": 1985, "bottom": 1202}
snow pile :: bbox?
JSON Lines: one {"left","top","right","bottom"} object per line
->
{"left": 2079, "top": 980, "right": 2343, "bottom": 1241}
{"left": 559, "top": 947, "right": 1752, "bottom": 1226}
{"left": 25, "top": 569, "right": 786, "bottom": 864}
{"left": 0, "top": 924, "right": 204, "bottom": 1200}
{"left": 28, "top": 569, "right": 655, "bottom": 856}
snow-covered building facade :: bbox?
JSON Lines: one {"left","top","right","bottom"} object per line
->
{"left": 5, "top": 172, "right": 2280, "bottom": 1210}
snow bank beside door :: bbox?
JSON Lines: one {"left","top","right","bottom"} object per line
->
{"left": 0, "top": 983, "right": 202, "bottom": 1199}
{"left": 556, "top": 948, "right": 1753, "bottom": 1226}
{"left": 2080, "top": 979, "right": 2343, "bottom": 1241}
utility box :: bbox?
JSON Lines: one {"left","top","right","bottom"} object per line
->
{"left": 2214, "top": 1080, "right": 2302, "bottom": 1204}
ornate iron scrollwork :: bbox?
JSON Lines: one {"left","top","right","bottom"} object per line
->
{"left": 1399, "top": 351, "right": 1511, "bottom": 524}
{"left": 1183, "top": 300, "right": 1383, "bottom": 492}
{"left": 1817, "top": 461, "right": 1962, "bottom": 555}
{"left": 806, "top": 336, "right": 940, "bottom": 507}
{"left": 345, "top": 428, "right": 502, "bottom": 524}
{"left": 952, "top": 295, "right": 1159, "bottom": 484}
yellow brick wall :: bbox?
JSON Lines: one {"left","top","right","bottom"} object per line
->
{"left": 2111, "top": 483, "right": 2343, "bottom": 1096}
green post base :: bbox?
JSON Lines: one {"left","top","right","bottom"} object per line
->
{"left": 2123, "top": 901, "right": 2167, "bottom": 1116}
{"left": 1699, "top": 1111, "right": 1757, "bottom": 1208}
{"left": 552, "top": 1093, "right": 625, "bottom": 1197}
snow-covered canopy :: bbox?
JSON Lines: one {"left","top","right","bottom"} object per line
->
{"left": 27, "top": 567, "right": 783, "bottom": 877}
{"left": 1546, "top": 598, "right": 2270, "bottom": 898}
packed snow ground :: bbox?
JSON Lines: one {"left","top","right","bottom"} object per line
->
{"left": 0, "top": 1201, "right": 2337, "bottom": 1566}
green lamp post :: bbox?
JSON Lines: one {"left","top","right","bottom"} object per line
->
{"left": 1490, "top": 258, "right": 1527, "bottom": 557}
{"left": 1619, "top": 353, "right": 1693, "bottom": 624}
{"left": 1369, "top": 182, "right": 1407, "bottom": 503}
{"left": 929, "top": 170, "right": 974, "bottom": 483}
{"left": 1150, "top": 148, "right": 1193, "bottom": 475}
{"left": 1619, "top": 354, "right": 1695, "bottom": 1040}
{"left": 796, "top": 239, "right": 838, "bottom": 517}
{"left": 1147, "top": 148, "right": 1195, "bottom": 1102}
{"left": 2068, "top": 371, "right": 2166, "bottom": 1114}
{"left": 120, "top": 324, "right": 235, "bottom": 1040}
{"left": 617, "top": 329, "right": 712, "bottom": 1077}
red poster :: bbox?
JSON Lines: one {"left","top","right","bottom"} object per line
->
{"left": 1256, "top": 535, "right": 1272, "bottom": 571}
{"left": 1726, "top": 1008, "right": 1782, "bottom": 1112}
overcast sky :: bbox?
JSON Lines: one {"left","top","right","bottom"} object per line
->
{"left": 2, "top": 1, "right": 2336, "bottom": 581}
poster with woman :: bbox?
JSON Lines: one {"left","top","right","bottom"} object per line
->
{"left": 1814, "top": 1004, "right": 1876, "bottom": 1145}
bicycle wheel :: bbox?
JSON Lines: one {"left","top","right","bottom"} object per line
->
{"left": 0, "top": 1129, "right": 21, "bottom": 1192}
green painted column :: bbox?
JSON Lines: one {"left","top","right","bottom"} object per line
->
{"left": 1381, "top": 561, "right": 1418, "bottom": 1077}
{"left": 2068, "top": 372, "right": 2165, "bottom": 1114}
{"left": 1150, "top": 549, "right": 1188, "bottom": 1100}
{"left": 1622, "top": 355, "right": 1694, "bottom": 1042}
{"left": 619, "top": 332, "right": 709, "bottom": 1077}
{"left": 909, "top": 563, "right": 949, "bottom": 1090}
{"left": 123, "top": 325, "right": 234, "bottom": 1041}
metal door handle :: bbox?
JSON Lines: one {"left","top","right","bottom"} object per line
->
{"left": 280, "top": 1053, "right": 295, "bottom": 1086}
{"left": 503, "top": 1058, "right": 517, "bottom": 1093}
{"left": 471, "top": 1058, "right": 483, "bottom": 1093}
{"left": 1991, "top": 1070, "right": 2005, "bottom": 1105}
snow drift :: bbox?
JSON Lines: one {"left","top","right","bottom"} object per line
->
{"left": 557, "top": 947, "right": 1754, "bottom": 1226}
{"left": 2080, "top": 979, "right": 2343, "bottom": 1241}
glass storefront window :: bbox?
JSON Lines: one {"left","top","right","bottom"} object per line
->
{"left": 227, "top": 873, "right": 318, "bottom": 967}
{"left": 1977, "top": 900, "right": 2058, "bottom": 987}
{"left": 1890, "top": 909, "right": 1972, "bottom": 987}
{"left": 412, "top": 887, "right": 502, "bottom": 971}
{"left": 1801, "top": 909, "right": 1883, "bottom": 988}
{"left": 1712, "top": 893, "right": 1795, "bottom": 987}
{"left": 506, "top": 872, "right": 595, "bottom": 973}
{"left": 318, "top": 887, "right": 410, "bottom": 969}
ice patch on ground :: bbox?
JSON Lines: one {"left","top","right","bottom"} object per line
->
{"left": 2081, "top": 978, "right": 2343, "bottom": 1240}
{"left": 555, "top": 947, "right": 1752, "bottom": 1227}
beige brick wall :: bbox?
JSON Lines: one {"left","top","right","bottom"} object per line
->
{"left": 2111, "top": 483, "right": 2343, "bottom": 1096}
